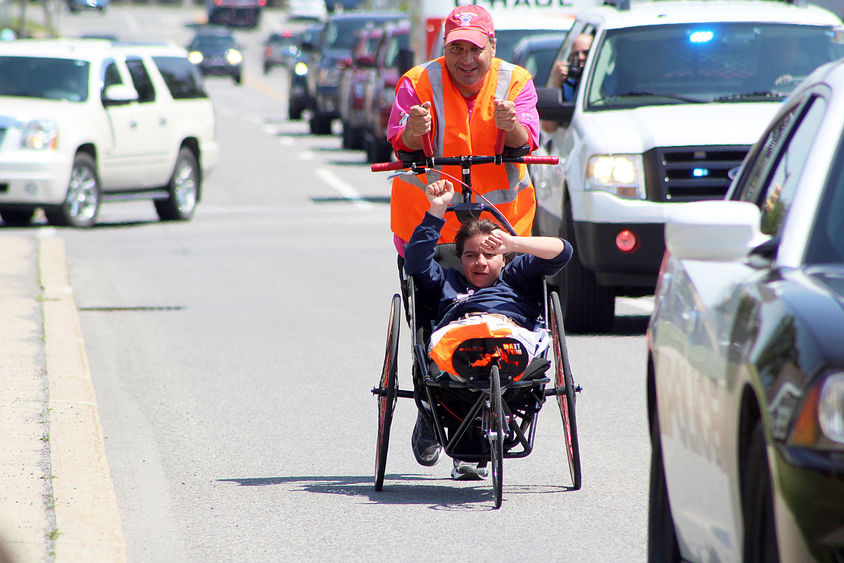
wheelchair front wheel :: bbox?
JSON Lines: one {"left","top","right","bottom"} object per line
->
{"left": 550, "top": 291, "right": 582, "bottom": 490}
{"left": 489, "top": 364, "right": 504, "bottom": 509}
{"left": 374, "top": 293, "right": 401, "bottom": 491}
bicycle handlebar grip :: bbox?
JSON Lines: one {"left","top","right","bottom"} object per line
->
{"left": 495, "top": 129, "right": 505, "bottom": 155}
{"left": 523, "top": 156, "right": 560, "bottom": 165}
{"left": 370, "top": 161, "right": 405, "bottom": 172}
{"left": 421, "top": 134, "right": 433, "bottom": 158}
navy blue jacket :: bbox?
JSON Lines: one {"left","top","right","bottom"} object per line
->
{"left": 405, "top": 213, "right": 572, "bottom": 331}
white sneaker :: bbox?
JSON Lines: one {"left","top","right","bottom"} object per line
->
{"left": 450, "top": 459, "right": 488, "bottom": 480}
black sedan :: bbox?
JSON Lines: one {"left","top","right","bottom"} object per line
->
{"left": 187, "top": 27, "right": 243, "bottom": 85}
{"left": 647, "top": 58, "right": 844, "bottom": 562}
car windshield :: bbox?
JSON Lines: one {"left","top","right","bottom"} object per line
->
{"left": 191, "top": 35, "right": 235, "bottom": 50}
{"left": 586, "top": 23, "right": 844, "bottom": 109}
{"left": 383, "top": 32, "right": 409, "bottom": 68}
{"left": 0, "top": 56, "right": 89, "bottom": 101}
{"left": 494, "top": 28, "right": 562, "bottom": 61}
{"left": 324, "top": 19, "right": 385, "bottom": 51}
{"left": 519, "top": 41, "right": 562, "bottom": 86}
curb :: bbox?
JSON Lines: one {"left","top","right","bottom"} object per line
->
{"left": 0, "top": 236, "right": 126, "bottom": 562}
{"left": 41, "top": 236, "right": 127, "bottom": 562}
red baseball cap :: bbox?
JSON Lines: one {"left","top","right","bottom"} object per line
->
{"left": 444, "top": 4, "right": 495, "bottom": 48}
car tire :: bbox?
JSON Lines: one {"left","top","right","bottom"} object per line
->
{"left": 154, "top": 147, "right": 199, "bottom": 222}
{"left": 372, "top": 137, "right": 393, "bottom": 163}
{"left": 0, "top": 207, "right": 36, "bottom": 227}
{"left": 555, "top": 193, "right": 615, "bottom": 333}
{"left": 310, "top": 112, "right": 332, "bottom": 135}
{"left": 742, "top": 422, "right": 779, "bottom": 563}
{"left": 234, "top": 72, "right": 242, "bottom": 85}
{"left": 647, "top": 403, "right": 681, "bottom": 562}
{"left": 45, "top": 152, "right": 100, "bottom": 228}
{"left": 341, "top": 121, "right": 356, "bottom": 149}
{"left": 263, "top": 62, "right": 271, "bottom": 75}
{"left": 289, "top": 104, "right": 303, "bottom": 120}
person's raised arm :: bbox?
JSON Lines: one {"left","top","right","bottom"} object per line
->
{"left": 425, "top": 179, "right": 454, "bottom": 218}
{"left": 480, "top": 229, "right": 564, "bottom": 259}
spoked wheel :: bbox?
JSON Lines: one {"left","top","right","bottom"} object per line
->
{"left": 550, "top": 291, "right": 582, "bottom": 490}
{"left": 489, "top": 364, "right": 505, "bottom": 509}
{"left": 374, "top": 293, "right": 401, "bottom": 491}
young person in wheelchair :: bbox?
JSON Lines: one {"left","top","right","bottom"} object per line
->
{"left": 405, "top": 178, "right": 572, "bottom": 479}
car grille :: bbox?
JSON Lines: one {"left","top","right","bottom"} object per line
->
{"left": 644, "top": 145, "right": 749, "bottom": 202}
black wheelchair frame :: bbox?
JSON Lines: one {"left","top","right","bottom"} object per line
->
{"left": 371, "top": 143, "right": 582, "bottom": 509}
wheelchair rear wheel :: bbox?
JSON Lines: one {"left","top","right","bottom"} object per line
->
{"left": 550, "top": 292, "right": 582, "bottom": 490}
{"left": 374, "top": 293, "right": 401, "bottom": 491}
{"left": 489, "top": 364, "right": 505, "bottom": 509}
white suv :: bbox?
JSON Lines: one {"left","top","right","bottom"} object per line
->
{"left": 534, "top": 0, "right": 844, "bottom": 332}
{"left": 0, "top": 39, "right": 219, "bottom": 227}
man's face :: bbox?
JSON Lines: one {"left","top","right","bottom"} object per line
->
{"left": 444, "top": 38, "right": 496, "bottom": 96}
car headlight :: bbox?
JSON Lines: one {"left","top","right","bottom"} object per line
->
{"left": 21, "top": 120, "right": 58, "bottom": 150}
{"left": 586, "top": 154, "right": 646, "bottom": 199}
{"left": 294, "top": 61, "right": 309, "bottom": 76}
{"left": 226, "top": 49, "right": 243, "bottom": 65}
{"left": 790, "top": 371, "right": 844, "bottom": 448}
{"left": 188, "top": 51, "right": 203, "bottom": 65}
{"left": 820, "top": 373, "right": 844, "bottom": 443}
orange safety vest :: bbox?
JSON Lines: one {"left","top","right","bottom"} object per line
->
{"left": 390, "top": 57, "right": 537, "bottom": 243}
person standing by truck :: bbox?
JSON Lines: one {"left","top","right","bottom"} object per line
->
{"left": 386, "top": 4, "right": 541, "bottom": 256}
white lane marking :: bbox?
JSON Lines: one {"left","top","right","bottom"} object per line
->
{"left": 315, "top": 168, "right": 372, "bottom": 209}
{"left": 279, "top": 137, "right": 294, "bottom": 146}
{"left": 299, "top": 151, "right": 314, "bottom": 160}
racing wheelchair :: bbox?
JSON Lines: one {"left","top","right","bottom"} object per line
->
{"left": 370, "top": 135, "right": 582, "bottom": 509}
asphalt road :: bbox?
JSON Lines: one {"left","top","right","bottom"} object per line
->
{"left": 4, "top": 6, "right": 653, "bottom": 561}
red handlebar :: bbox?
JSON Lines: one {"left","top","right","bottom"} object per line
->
{"left": 369, "top": 155, "right": 558, "bottom": 172}
{"left": 421, "top": 134, "right": 433, "bottom": 158}
{"left": 370, "top": 161, "right": 406, "bottom": 172}
{"left": 523, "top": 156, "right": 559, "bottom": 165}
{"left": 494, "top": 129, "right": 505, "bottom": 155}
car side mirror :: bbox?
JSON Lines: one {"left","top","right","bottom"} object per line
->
{"left": 397, "top": 47, "right": 414, "bottom": 76}
{"left": 102, "top": 84, "right": 138, "bottom": 106}
{"left": 536, "top": 87, "right": 574, "bottom": 127}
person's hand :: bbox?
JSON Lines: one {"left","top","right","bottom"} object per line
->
{"left": 551, "top": 60, "right": 569, "bottom": 88}
{"left": 406, "top": 101, "right": 432, "bottom": 138}
{"left": 493, "top": 99, "right": 518, "bottom": 133}
{"left": 480, "top": 229, "right": 515, "bottom": 254}
{"left": 425, "top": 179, "right": 454, "bottom": 218}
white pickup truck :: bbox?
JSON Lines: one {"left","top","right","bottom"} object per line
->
{"left": 534, "top": 0, "right": 844, "bottom": 332}
{"left": 0, "top": 39, "right": 218, "bottom": 227}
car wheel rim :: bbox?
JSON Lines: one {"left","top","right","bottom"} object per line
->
{"left": 68, "top": 166, "right": 98, "bottom": 221}
{"left": 174, "top": 159, "right": 198, "bottom": 213}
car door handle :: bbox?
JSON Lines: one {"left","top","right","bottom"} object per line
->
{"left": 159, "top": 117, "right": 167, "bottom": 127}
{"left": 129, "top": 120, "right": 138, "bottom": 128}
